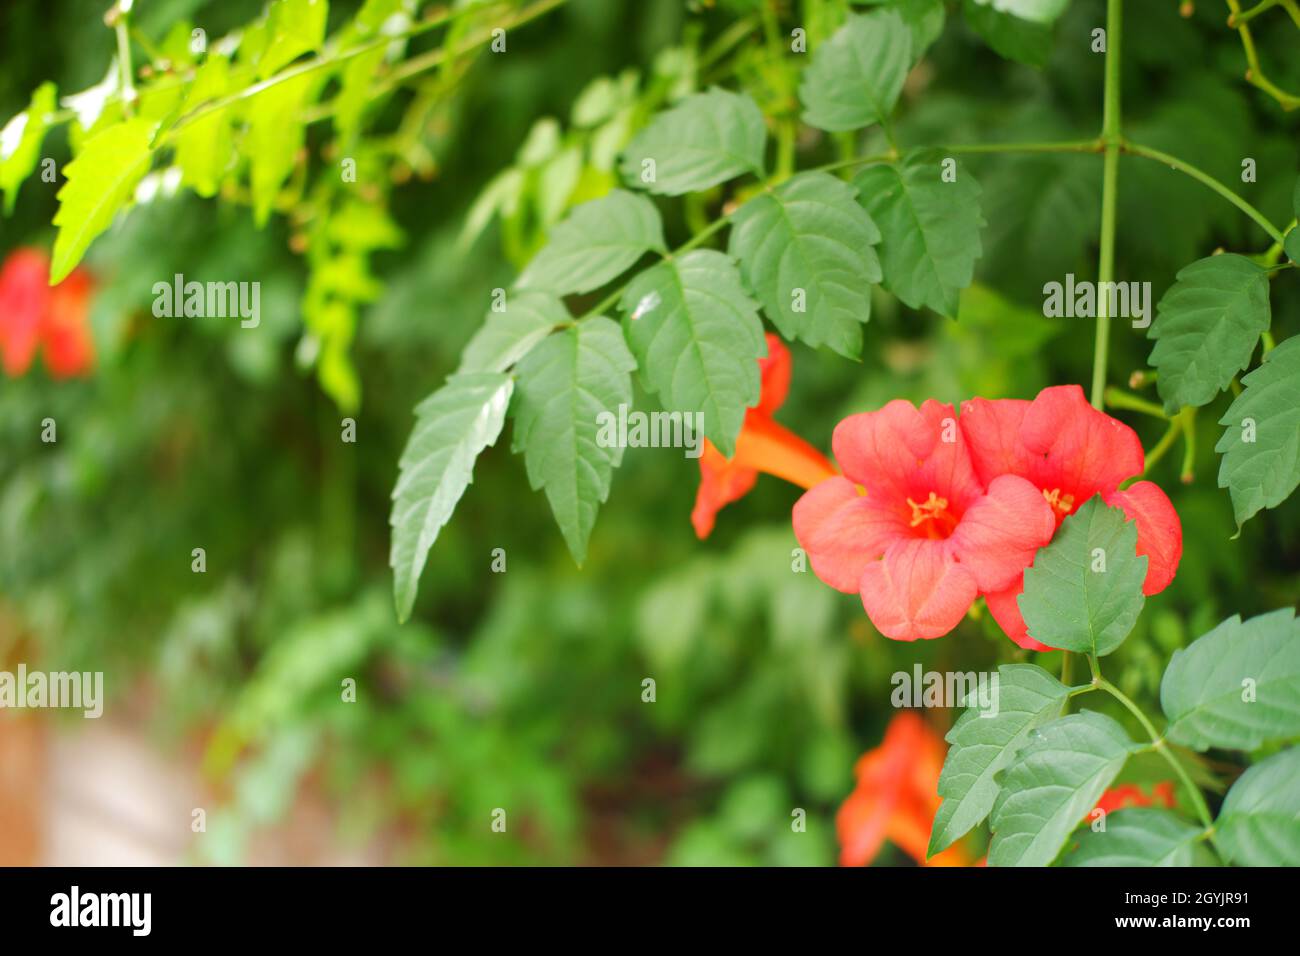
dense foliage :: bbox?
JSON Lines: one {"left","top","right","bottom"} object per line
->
{"left": 1, "top": 0, "right": 1297, "bottom": 865}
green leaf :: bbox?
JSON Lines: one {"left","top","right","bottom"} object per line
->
{"left": 247, "top": 72, "right": 315, "bottom": 226}
{"left": 458, "top": 292, "right": 568, "bottom": 373}
{"left": 728, "top": 171, "right": 881, "bottom": 358}
{"left": 929, "top": 663, "right": 1070, "bottom": 857}
{"left": 988, "top": 710, "right": 1140, "bottom": 867}
{"left": 1214, "top": 747, "right": 1300, "bottom": 866}
{"left": 0, "top": 82, "right": 57, "bottom": 215}
{"left": 968, "top": 0, "right": 1069, "bottom": 23}
{"left": 619, "top": 88, "right": 765, "bottom": 196}
{"left": 856, "top": 0, "right": 947, "bottom": 58}
{"left": 259, "top": 0, "right": 329, "bottom": 79}
{"left": 1018, "top": 496, "right": 1147, "bottom": 656}
{"left": 1161, "top": 608, "right": 1300, "bottom": 752}
{"left": 512, "top": 317, "right": 636, "bottom": 564}
{"left": 50, "top": 117, "right": 157, "bottom": 284}
{"left": 961, "top": 0, "right": 1055, "bottom": 68}
{"left": 517, "top": 190, "right": 666, "bottom": 295}
{"left": 1063, "top": 808, "right": 1213, "bottom": 866}
{"left": 853, "top": 150, "right": 983, "bottom": 318}
{"left": 1148, "top": 255, "right": 1271, "bottom": 414}
{"left": 1215, "top": 334, "right": 1300, "bottom": 528}
{"left": 175, "top": 55, "right": 233, "bottom": 198}
{"left": 390, "top": 372, "right": 514, "bottom": 622}
{"left": 619, "top": 250, "right": 765, "bottom": 456}
{"left": 798, "top": 10, "right": 911, "bottom": 133}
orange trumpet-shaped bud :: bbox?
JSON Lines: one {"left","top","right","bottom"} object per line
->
{"left": 692, "top": 334, "right": 837, "bottom": 538}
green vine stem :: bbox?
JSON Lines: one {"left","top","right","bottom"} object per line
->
{"left": 1091, "top": 0, "right": 1123, "bottom": 411}
{"left": 1097, "top": 676, "right": 1217, "bottom": 836}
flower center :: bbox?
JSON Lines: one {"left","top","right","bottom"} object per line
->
{"left": 1043, "top": 487, "right": 1076, "bottom": 517}
{"left": 907, "top": 492, "right": 956, "bottom": 539}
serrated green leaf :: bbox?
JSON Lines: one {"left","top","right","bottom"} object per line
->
{"left": 1018, "top": 496, "right": 1147, "bottom": 656}
{"left": 1215, "top": 334, "right": 1300, "bottom": 527}
{"left": 1149, "top": 255, "right": 1271, "bottom": 414}
{"left": 969, "top": 0, "right": 1068, "bottom": 23}
{"left": 856, "top": 0, "right": 948, "bottom": 58}
{"left": 799, "top": 10, "right": 911, "bottom": 133}
{"left": 0, "top": 82, "right": 57, "bottom": 215}
{"left": 989, "top": 710, "right": 1140, "bottom": 867}
{"left": 619, "top": 88, "right": 765, "bottom": 196}
{"left": 1161, "top": 608, "right": 1300, "bottom": 752}
{"left": 619, "top": 249, "right": 765, "bottom": 456}
{"left": 174, "top": 55, "right": 233, "bottom": 198}
{"left": 517, "top": 190, "right": 666, "bottom": 295}
{"left": 512, "top": 317, "right": 636, "bottom": 564}
{"left": 390, "top": 372, "right": 514, "bottom": 621}
{"left": 853, "top": 150, "right": 983, "bottom": 318}
{"left": 728, "top": 171, "right": 881, "bottom": 358}
{"left": 1063, "top": 808, "right": 1213, "bottom": 866}
{"left": 962, "top": 0, "right": 1054, "bottom": 68}
{"left": 50, "top": 117, "right": 157, "bottom": 284}
{"left": 458, "top": 292, "right": 568, "bottom": 373}
{"left": 1214, "top": 747, "right": 1300, "bottom": 866}
{"left": 259, "top": 0, "right": 329, "bottom": 79}
{"left": 929, "top": 663, "right": 1070, "bottom": 857}
{"left": 247, "top": 72, "right": 315, "bottom": 226}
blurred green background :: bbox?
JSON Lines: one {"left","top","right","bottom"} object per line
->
{"left": 1, "top": 0, "right": 1297, "bottom": 865}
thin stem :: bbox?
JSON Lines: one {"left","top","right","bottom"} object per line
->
{"left": 1230, "top": 0, "right": 1279, "bottom": 23}
{"left": 1180, "top": 406, "right": 1197, "bottom": 483}
{"left": 1091, "top": 0, "right": 1123, "bottom": 410}
{"left": 114, "top": 10, "right": 136, "bottom": 117}
{"left": 942, "top": 138, "right": 1102, "bottom": 156}
{"left": 1140, "top": 416, "right": 1183, "bottom": 477}
{"left": 1104, "top": 387, "right": 1168, "bottom": 420}
{"left": 1122, "top": 141, "right": 1287, "bottom": 243}
{"left": 1098, "top": 677, "right": 1215, "bottom": 832}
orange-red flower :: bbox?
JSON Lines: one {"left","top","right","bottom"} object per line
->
{"left": 0, "top": 247, "right": 95, "bottom": 379}
{"left": 838, "top": 711, "right": 975, "bottom": 867}
{"left": 1094, "top": 781, "right": 1176, "bottom": 816}
{"left": 793, "top": 398, "right": 1057, "bottom": 641}
{"left": 961, "top": 385, "right": 1182, "bottom": 650}
{"left": 792, "top": 384, "right": 1182, "bottom": 645}
{"left": 692, "top": 333, "right": 837, "bottom": 537}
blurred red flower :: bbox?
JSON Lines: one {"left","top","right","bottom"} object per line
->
{"left": 0, "top": 247, "right": 95, "bottom": 379}
{"left": 1094, "top": 781, "right": 1176, "bottom": 816}
{"left": 838, "top": 711, "right": 974, "bottom": 867}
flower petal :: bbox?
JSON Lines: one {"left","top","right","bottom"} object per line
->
{"left": 948, "top": 474, "right": 1057, "bottom": 592}
{"left": 793, "top": 476, "right": 908, "bottom": 592}
{"left": 1018, "top": 384, "right": 1145, "bottom": 501}
{"left": 691, "top": 443, "right": 758, "bottom": 539}
{"left": 958, "top": 397, "right": 1033, "bottom": 487}
{"left": 1104, "top": 480, "right": 1182, "bottom": 594}
{"left": 859, "top": 538, "right": 978, "bottom": 641}
{"left": 984, "top": 576, "right": 1055, "bottom": 652}
{"left": 832, "top": 399, "right": 981, "bottom": 510}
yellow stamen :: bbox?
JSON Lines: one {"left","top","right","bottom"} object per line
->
{"left": 907, "top": 492, "right": 950, "bottom": 528}
{"left": 1043, "top": 487, "right": 1075, "bottom": 515}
